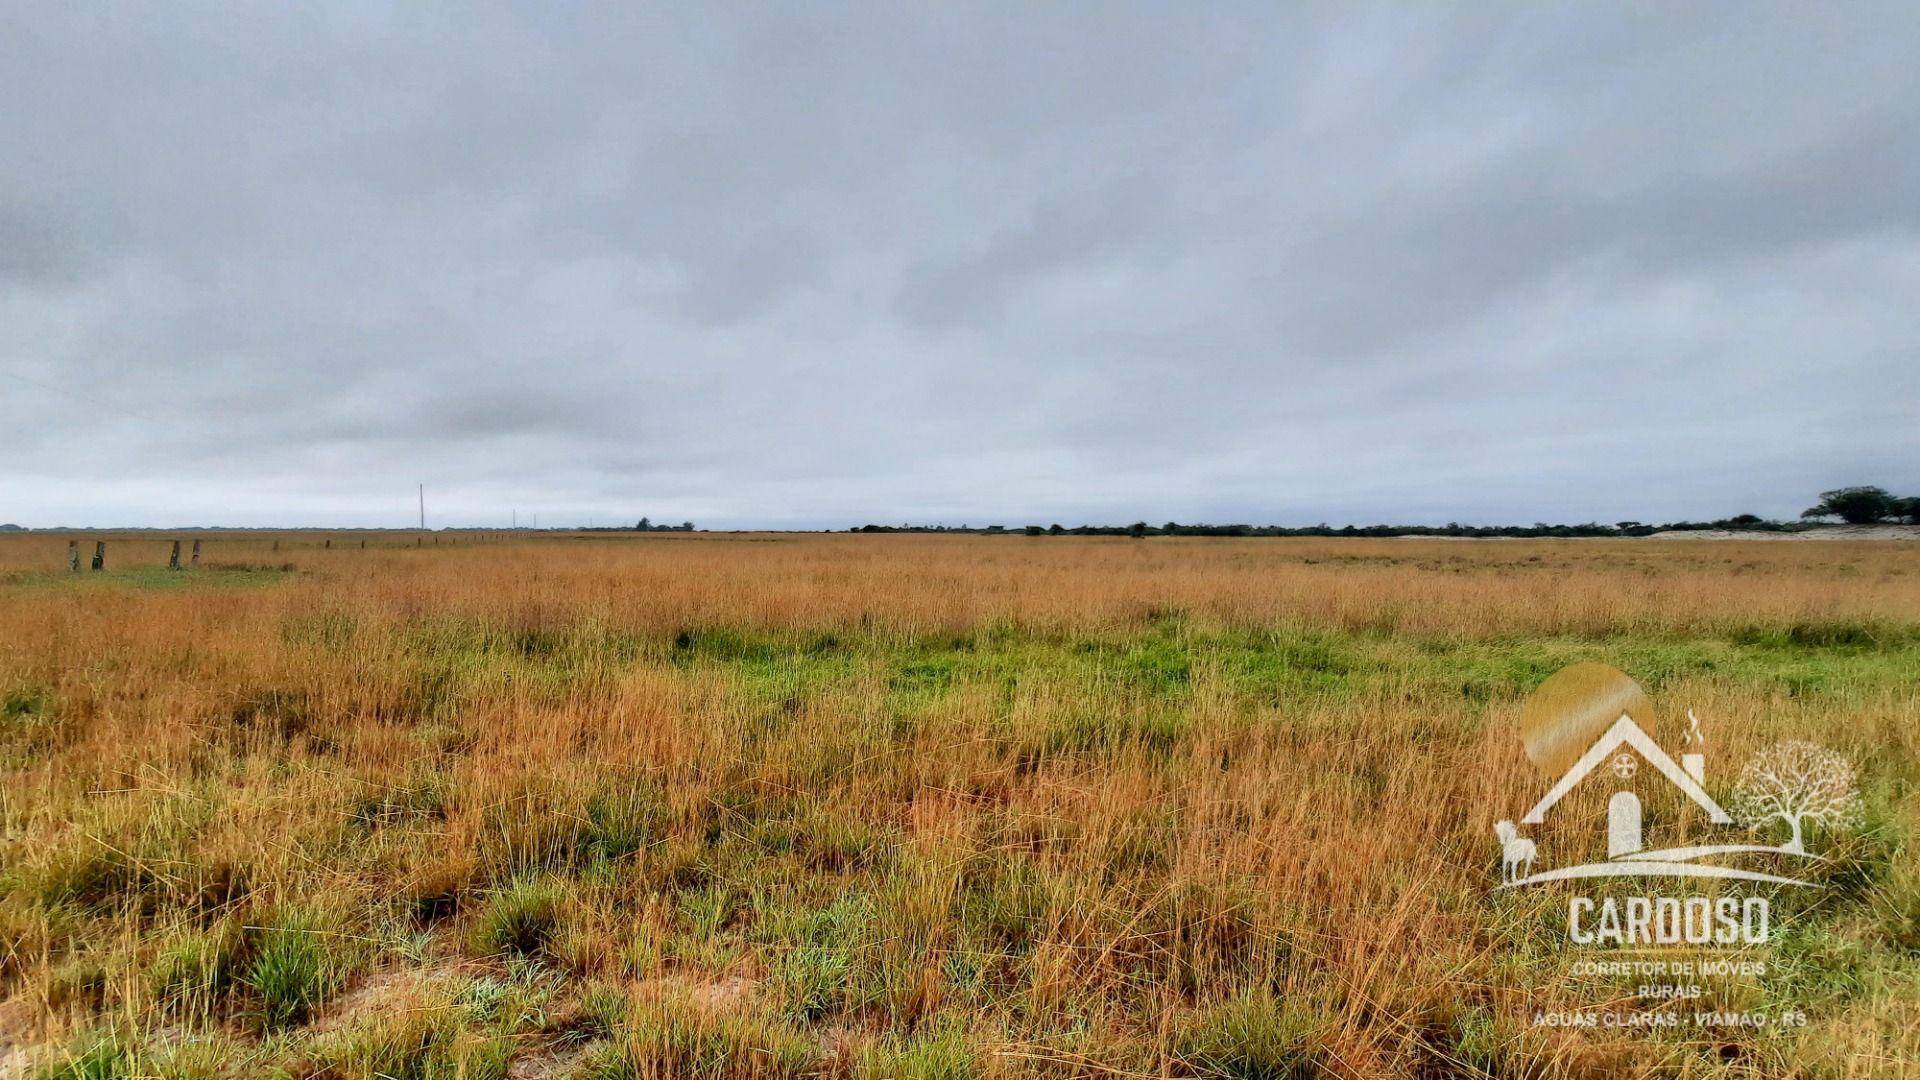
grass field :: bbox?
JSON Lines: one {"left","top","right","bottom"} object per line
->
{"left": 1, "top": 534, "right": 1916, "bottom": 1078}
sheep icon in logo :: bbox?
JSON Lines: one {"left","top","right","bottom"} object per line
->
{"left": 1493, "top": 820, "right": 1535, "bottom": 884}
{"left": 1494, "top": 663, "right": 1859, "bottom": 888}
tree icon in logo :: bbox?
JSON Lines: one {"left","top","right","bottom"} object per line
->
{"left": 1730, "top": 741, "right": 1863, "bottom": 854}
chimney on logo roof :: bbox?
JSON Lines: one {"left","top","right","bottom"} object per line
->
{"left": 1682, "top": 709, "right": 1705, "bottom": 784}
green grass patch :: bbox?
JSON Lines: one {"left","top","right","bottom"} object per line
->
{"left": 2, "top": 565, "right": 295, "bottom": 591}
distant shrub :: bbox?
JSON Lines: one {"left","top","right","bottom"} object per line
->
{"left": 1801, "top": 486, "right": 1900, "bottom": 524}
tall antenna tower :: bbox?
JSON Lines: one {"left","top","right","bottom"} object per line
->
{"left": 418, "top": 484, "right": 425, "bottom": 530}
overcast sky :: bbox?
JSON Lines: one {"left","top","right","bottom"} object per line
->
{"left": 4, "top": 5, "right": 1917, "bottom": 529}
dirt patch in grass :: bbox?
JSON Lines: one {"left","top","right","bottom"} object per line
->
{"left": 633, "top": 972, "right": 757, "bottom": 1010}
{"left": 307, "top": 960, "right": 468, "bottom": 1034}
{"left": 507, "top": 1041, "right": 596, "bottom": 1079}
{"left": 0, "top": 998, "right": 32, "bottom": 1080}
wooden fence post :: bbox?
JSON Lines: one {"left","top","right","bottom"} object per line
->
{"left": 91, "top": 541, "right": 105, "bottom": 571}
{"left": 191, "top": 540, "right": 202, "bottom": 567}
{"left": 68, "top": 540, "right": 79, "bottom": 572}
{"left": 169, "top": 540, "right": 181, "bottom": 570}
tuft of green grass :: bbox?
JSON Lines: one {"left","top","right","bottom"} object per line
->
{"left": 768, "top": 941, "right": 850, "bottom": 1022}
{"left": 34, "top": 1032, "right": 135, "bottom": 1080}
{"left": 2, "top": 687, "right": 50, "bottom": 725}
{"left": 1176, "top": 991, "right": 1331, "bottom": 1080}
{"left": 583, "top": 787, "right": 668, "bottom": 864}
{"left": 349, "top": 777, "right": 448, "bottom": 831}
{"left": 0, "top": 687, "right": 62, "bottom": 767}
{"left": 855, "top": 1023, "right": 979, "bottom": 1080}
{"left": 226, "top": 687, "right": 317, "bottom": 741}
{"left": 955, "top": 853, "right": 1050, "bottom": 955}
{"left": 1869, "top": 851, "right": 1920, "bottom": 956}
{"left": 306, "top": 989, "right": 513, "bottom": 1080}
{"left": 245, "top": 911, "right": 346, "bottom": 1029}
{"left": 43, "top": 953, "right": 108, "bottom": 1013}
{"left": 793, "top": 806, "right": 893, "bottom": 873}
{"left": 1442, "top": 1002, "right": 1526, "bottom": 1077}
{"left": 24, "top": 846, "right": 151, "bottom": 912}
{"left": 676, "top": 883, "right": 736, "bottom": 945}
{"left": 472, "top": 876, "right": 562, "bottom": 958}
{"left": 583, "top": 991, "right": 817, "bottom": 1079}
{"left": 575, "top": 979, "right": 631, "bottom": 1041}
{"left": 149, "top": 924, "right": 241, "bottom": 1016}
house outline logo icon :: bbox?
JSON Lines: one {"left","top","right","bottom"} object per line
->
{"left": 1496, "top": 664, "right": 1859, "bottom": 889}
{"left": 1525, "top": 711, "right": 1728, "bottom": 840}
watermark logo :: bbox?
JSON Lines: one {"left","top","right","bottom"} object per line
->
{"left": 1495, "top": 663, "right": 1859, "bottom": 910}
{"left": 1498, "top": 664, "right": 1863, "bottom": 1028}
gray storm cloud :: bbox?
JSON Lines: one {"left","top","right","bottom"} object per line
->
{"left": 3, "top": 3, "right": 1916, "bottom": 528}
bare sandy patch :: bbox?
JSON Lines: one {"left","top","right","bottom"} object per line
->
{"left": 309, "top": 960, "right": 471, "bottom": 1034}
{"left": 1647, "top": 525, "right": 1920, "bottom": 540}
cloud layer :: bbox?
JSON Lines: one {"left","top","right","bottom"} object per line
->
{"left": 5, "top": 4, "right": 1917, "bottom": 528}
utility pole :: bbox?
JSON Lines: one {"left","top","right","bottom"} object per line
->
{"left": 418, "top": 484, "right": 425, "bottom": 530}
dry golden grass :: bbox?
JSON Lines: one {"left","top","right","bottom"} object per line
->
{"left": 0, "top": 533, "right": 1916, "bottom": 1078}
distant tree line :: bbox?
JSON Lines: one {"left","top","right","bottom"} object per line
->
{"left": 857, "top": 519, "right": 1777, "bottom": 538}
{"left": 576, "top": 517, "right": 698, "bottom": 533}
{"left": 850, "top": 486, "right": 1920, "bottom": 537}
